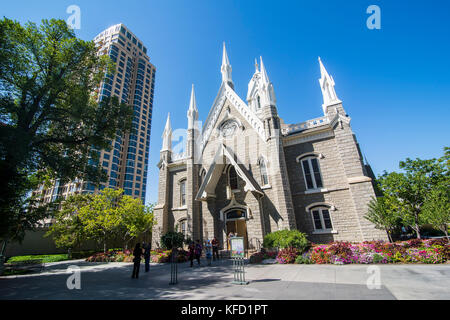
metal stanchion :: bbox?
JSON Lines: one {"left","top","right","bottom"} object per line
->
{"left": 169, "top": 248, "right": 178, "bottom": 285}
{"left": 232, "top": 257, "right": 249, "bottom": 285}
{"left": 169, "top": 237, "right": 178, "bottom": 285}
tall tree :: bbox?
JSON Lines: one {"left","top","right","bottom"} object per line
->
{"left": 364, "top": 196, "right": 400, "bottom": 242}
{"left": 377, "top": 148, "right": 448, "bottom": 239}
{"left": 78, "top": 188, "right": 123, "bottom": 253}
{"left": 422, "top": 181, "right": 450, "bottom": 240}
{"left": 0, "top": 18, "right": 133, "bottom": 240}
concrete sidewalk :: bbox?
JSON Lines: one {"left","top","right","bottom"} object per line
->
{"left": 0, "top": 259, "right": 449, "bottom": 299}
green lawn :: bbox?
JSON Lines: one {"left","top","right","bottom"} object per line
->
{"left": 7, "top": 254, "right": 69, "bottom": 264}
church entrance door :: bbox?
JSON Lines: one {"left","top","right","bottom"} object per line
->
{"left": 225, "top": 208, "right": 248, "bottom": 250}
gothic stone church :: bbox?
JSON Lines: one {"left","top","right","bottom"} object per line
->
{"left": 152, "top": 44, "right": 387, "bottom": 250}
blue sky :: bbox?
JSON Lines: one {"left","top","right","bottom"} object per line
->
{"left": 2, "top": 0, "right": 450, "bottom": 205}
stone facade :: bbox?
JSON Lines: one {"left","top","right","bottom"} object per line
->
{"left": 152, "top": 46, "right": 387, "bottom": 249}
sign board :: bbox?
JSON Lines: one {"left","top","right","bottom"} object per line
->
{"left": 230, "top": 237, "right": 245, "bottom": 258}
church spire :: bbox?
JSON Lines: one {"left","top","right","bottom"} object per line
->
{"left": 161, "top": 113, "right": 172, "bottom": 151}
{"left": 221, "top": 42, "right": 234, "bottom": 89}
{"left": 259, "top": 56, "right": 276, "bottom": 107}
{"left": 318, "top": 57, "right": 341, "bottom": 114}
{"left": 259, "top": 56, "right": 270, "bottom": 85}
{"left": 187, "top": 84, "right": 198, "bottom": 130}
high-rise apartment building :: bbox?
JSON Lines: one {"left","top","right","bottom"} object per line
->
{"left": 33, "top": 24, "right": 155, "bottom": 208}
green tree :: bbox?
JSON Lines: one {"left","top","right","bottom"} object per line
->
{"left": 45, "top": 194, "right": 91, "bottom": 258}
{"left": 161, "top": 231, "right": 185, "bottom": 250}
{"left": 117, "top": 199, "right": 155, "bottom": 250}
{"left": 78, "top": 188, "right": 123, "bottom": 253}
{"left": 377, "top": 148, "right": 448, "bottom": 239}
{"left": 0, "top": 18, "right": 133, "bottom": 242}
{"left": 422, "top": 181, "right": 450, "bottom": 240}
{"left": 364, "top": 196, "right": 400, "bottom": 242}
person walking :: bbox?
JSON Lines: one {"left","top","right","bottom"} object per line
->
{"left": 212, "top": 237, "right": 220, "bottom": 261}
{"left": 143, "top": 242, "right": 151, "bottom": 272}
{"left": 131, "top": 243, "right": 143, "bottom": 279}
{"left": 194, "top": 240, "right": 202, "bottom": 266}
{"left": 188, "top": 241, "right": 195, "bottom": 267}
{"left": 205, "top": 240, "right": 212, "bottom": 266}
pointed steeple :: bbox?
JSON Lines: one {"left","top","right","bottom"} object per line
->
{"left": 187, "top": 84, "right": 198, "bottom": 130}
{"left": 259, "top": 56, "right": 276, "bottom": 108}
{"left": 161, "top": 113, "right": 172, "bottom": 151}
{"left": 259, "top": 56, "right": 270, "bottom": 84}
{"left": 254, "top": 58, "right": 259, "bottom": 73}
{"left": 318, "top": 57, "right": 341, "bottom": 114}
{"left": 221, "top": 42, "right": 234, "bottom": 89}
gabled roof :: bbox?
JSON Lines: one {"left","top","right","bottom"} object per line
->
{"left": 200, "top": 83, "right": 266, "bottom": 153}
{"left": 195, "top": 143, "right": 263, "bottom": 201}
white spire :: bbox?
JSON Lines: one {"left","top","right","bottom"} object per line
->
{"left": 187, "top": 84, "right": 198, "bottom": 130}
{"left": 161, "top": 113, "right": 172, "bottom": 151}
{"left": 221, "top": 42, "right": 234, "bottom": 89}
{"left": 254, "top": 58, "right": 259, "bottom": 72}
{"left": 318, "top": 57, "right": 341, "bottom": 114}
{"left": 259, "top": 56, "right": 270, "bottom": 84}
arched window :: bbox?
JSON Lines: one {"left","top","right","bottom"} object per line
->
{"left": 300, "top": 156, "right": 323, "bottom": 190}
{"left": 178, "top": 219, "right": 187, "bottom": 238}
{"left": 256, "top": 95, "right": 261, "bottom": 109}
{"left": 259, "top": 157, "right": 269, "bottom": 186}
{"left": 180, "top": 179, "right": 186, "bottom": 206}
{"left": 310, "top": 207, "right": 333, "bottom": 231}
{"left": 228, "top": 166, "right": 238, "bottom": 190}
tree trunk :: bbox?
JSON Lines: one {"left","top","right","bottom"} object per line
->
{"left": 0, "top": 240, "right": 8, "bottom": 276}
{"left": 443, "top": 226, "right": 449, "bottom": 243}
{"left": 415, "top": 223, "right": 421, "bottom": 239}
{"left": 385, "top": 229, "right": 393, "bottom": 243}
{"left": 414, "top": 210, "right": 421, "bottom": 239}
{"left": 67, "top": 247, "right": 72, "bottom": 260}
{"left": 103, "top": 240, "right": 107, "bottom": 253}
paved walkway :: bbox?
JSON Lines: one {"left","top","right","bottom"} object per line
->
{"left": 0, "top": 259, "right": 449, "bottom": 299}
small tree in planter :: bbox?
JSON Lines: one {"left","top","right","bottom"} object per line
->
{"left": 263, "top": 230, "right": 309, "bottom": 252}
{"left": 160, "top": 231, "right": 184, "bottom": 250}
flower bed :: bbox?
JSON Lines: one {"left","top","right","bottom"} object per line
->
{"left": 249, "top": 239, "right": 449, "bottom": 265}
{"left": 85, "top": 248, "right": 190, "bottom": 263}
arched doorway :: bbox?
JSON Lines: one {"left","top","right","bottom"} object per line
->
{"left": 224, "top": 207, "right": 248, "bottom": 251}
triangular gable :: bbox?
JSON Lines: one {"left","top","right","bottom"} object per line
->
{"left": 200, "top": 83, "right": 266, "bottom": 153}
{"left": 195, "top": 143, "right": 263, "bottom": 201}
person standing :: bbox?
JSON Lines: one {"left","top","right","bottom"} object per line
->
{"left": 143, "top": 242, "right": 151, "bottom": 272}
{"left": 205, "top": 240, "right": 212, "bottom": 266}
{"left": 212, "top": 237, "right": 220, "bottom": 261}
{"left": 188, "top": 241, "right": 195, "bottom": 267}
{"left": 131, "top": 243, "right": 143, "bottom": 279}
{"left": 194, "top": 240, "right": 202, "bottom": 266}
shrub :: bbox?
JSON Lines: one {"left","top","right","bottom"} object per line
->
{"left": 276, "top": 247, "right": 299, "bottom": 264}
{"left": 263, "top": 230, "right": 309, "bottom": 252}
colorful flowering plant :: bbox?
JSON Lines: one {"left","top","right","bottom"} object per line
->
{"left": 310, "top": 246, "right": 331, "bottom": 264}
{"left": 276, "top": 248, "right": 299, "bottom": 264}
{"left": 305, "top": 239, "right": 449, "bottom": 265}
